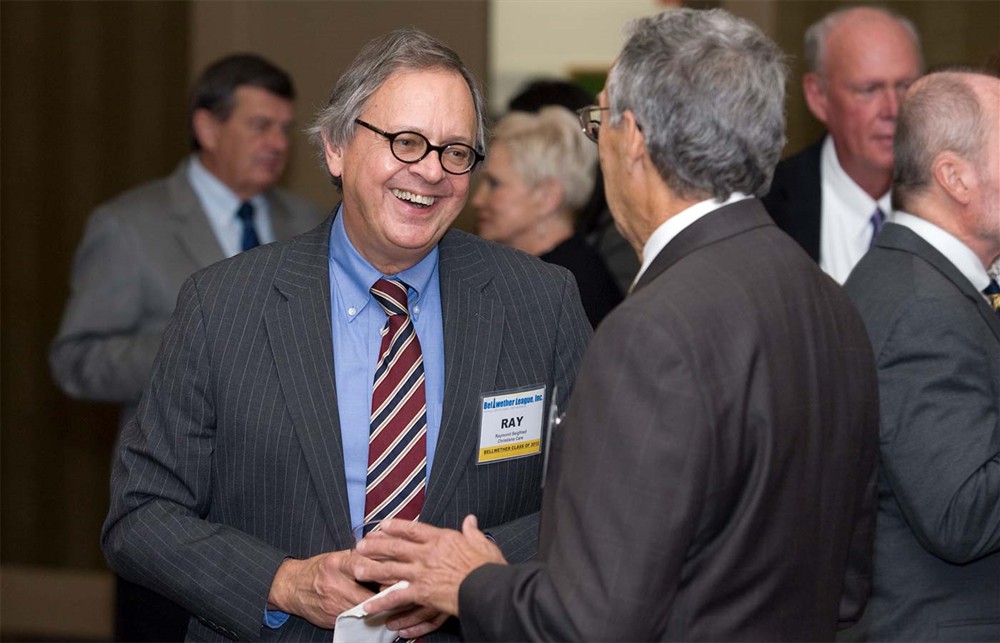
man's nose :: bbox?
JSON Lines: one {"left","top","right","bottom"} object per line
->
{"left": 268, "top": 126, "right": 290, "bottom": 152}
{"left": 409, "top": 149, "right": 446, "bottom": 183}
{"left": 881, "top": 86, "right": 904, "bottom": 119}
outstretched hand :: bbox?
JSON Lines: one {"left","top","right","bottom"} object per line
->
{"left": 353, "top": 515, "right": 507, "bottom": 618}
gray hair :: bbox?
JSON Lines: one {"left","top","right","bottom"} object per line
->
{"left": 492, "top": 107, "right": 597, "bottom": 214}
{"left": 607, "top": 8, "right": 788, "bottom": 200}
{"left": 804, "top": 6, "right": 923, "bottom": 77}
{"left": 308, "top": 28, "right": 488, "bottom": 187}
{"left": 892, "top": 73, "right": 989, "bottom": 212}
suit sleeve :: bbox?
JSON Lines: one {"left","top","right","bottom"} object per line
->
{"left": 49, "top": 207, "right": 164, "bottom": 403}
{"left": 484, "top": 267, "right": 592, "bottom": 564}
{"left": 460, "top": 303, "right": 707, "bottom": 641}
{"left": 101, "top": 276, "right": 288, "bottom": 642}
{"left": 876, "top": 297, "right": 1000, "bottom": 563}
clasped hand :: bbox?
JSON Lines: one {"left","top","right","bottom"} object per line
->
{"left": 351, "top": 515, "right": 508, "bottom": 622}
{"left": 266, "top": 544, "right": 450, "bottom": 638}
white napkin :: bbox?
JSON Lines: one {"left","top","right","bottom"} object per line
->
{"left": 332, "top": 580, "right": 410, "bottom": 643}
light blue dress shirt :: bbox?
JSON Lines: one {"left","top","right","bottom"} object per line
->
{"left": 187, "top": 155, "right": 275, "bottom": 257}
{"left": 328, "top": 208, "right": 445, "bottom": 533}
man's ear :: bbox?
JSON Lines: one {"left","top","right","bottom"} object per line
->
{"left": 192, "top": 109, "right": 220, "bottom": 152}
{"left": 621, "top": 110, "right": 647, "bottom": 167}
{"left": 324, "top": 138, "right": 345, "bottom": 180}
{"left": 933, "top": 152, "right": 974, "bottom": 206}
{"left": 803, "top": 73, "right": 829, "bottom": 125}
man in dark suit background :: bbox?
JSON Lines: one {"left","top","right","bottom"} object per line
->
{"left": 762, "top": 6, "right": 923, "bottom": 284}
{"left": 101, "top": 28, "right": 590, "bottom": 642}
{"left": 353, "top": 9, "right": 880, "bottom": 641}
{"left": 51, "top": 53, "right": 324, "bottom": 642}
{"left": 843, "top": 71, "right": 1000, "bottom": 641}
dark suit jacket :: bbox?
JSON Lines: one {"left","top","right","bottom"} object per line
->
{"left": 101, "top": 218, "right": 591, "bottom": 641}
{"left": 762, "top": 139, "right": 824, "bottom": 262}
{"left": 843, "top": 223, "right": 1000, "bottom": 641}
{"left": 459, "top": 199, "right": 880, "bottom": 641}
{"left": 50, "top": 159, "right": 326, "bottom": 430}
{"left": 540, "top": 233, "right": 623, "bottom": 328}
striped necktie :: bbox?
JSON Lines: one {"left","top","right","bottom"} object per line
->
{"left": 236, "top": 201, "right": 259, "bottom": 251}
{"left": 984, "top": 278, "right": 1000, "bottom": 319}
{"left": 364, "top": 278, "right": 427, "bottom": 534}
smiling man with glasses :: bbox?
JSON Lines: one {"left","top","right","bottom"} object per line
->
{"left": 101, "top": 27, "right": 590, "bottom": 642}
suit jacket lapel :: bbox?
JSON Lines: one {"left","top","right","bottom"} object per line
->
{"left": 265, "top": 217, "right": 354, "bottom": 543}
{"left": 422, "top": 231, "right": 504, "bottom": 525}
{"left": 878, "top": 224, "right": 1000, "bottom": 343}
{"left": 633, "top": 199, "right": 775, "bottom": 292}
{"left": 167, "top": 159, "right": 226, "bottom": 268}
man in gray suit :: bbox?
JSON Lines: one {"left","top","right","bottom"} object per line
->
{"left": 52, "top": 54, "right": 324, "bottom": 642}
{"left": 843, "top": 71, "right": 1000, "bottom": 641}
{"left": 354, "top": 9, "right": 880, "bottom": 641}
{"left": 101, "top": 28, "right": 590, "bottom": 642}
{"left": 51, "top": 53, "right": 324, "bottom": 432}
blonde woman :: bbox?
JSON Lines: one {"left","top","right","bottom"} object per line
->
{"left": 473, "top": 106, "right": 622, "bottom": 326}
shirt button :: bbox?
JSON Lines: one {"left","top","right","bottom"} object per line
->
{"left": 413, "top": 305, "right": 420, "bottom": 315}
{"left": 348, "top": 306, "right": 357, "bottom": 316}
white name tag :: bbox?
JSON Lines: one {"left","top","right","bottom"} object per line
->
{"left": 477, "top": 385, "right": 546, "bottom": 464}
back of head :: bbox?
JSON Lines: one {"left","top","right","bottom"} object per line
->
{"left": 893, "top": 72, "right": 989, "bottom": 212}
{"left": 507, "top": 79, "right": 595, "bottom": 113}
{"left": 189, "top": 53, "right": 294, "bottom": 151}
{"left": 607, "top": 8, "right": 787, "bottom": 200}
{"left": 493, "top": 106, "right": 597, "bottom": 213}
{"left": 309, "top": 27, "right": 488, "bottom": 186}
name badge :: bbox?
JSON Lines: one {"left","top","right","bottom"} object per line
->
{"left": 477, "top": 384, "right": 546, "bottom": 464}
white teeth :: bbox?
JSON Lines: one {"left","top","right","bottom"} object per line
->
{"left": 392, "top": 189, "right": 435, "bottom": 206}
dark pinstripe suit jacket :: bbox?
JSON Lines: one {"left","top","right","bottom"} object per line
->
{"left": 459, "top": 200, "right": 880, "bottom": 641}
{"left": 101, "top": 216, "right": 591, "bottom": 642}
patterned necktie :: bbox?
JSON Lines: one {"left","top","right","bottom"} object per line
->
{"left": 236, "top": 201, "right": 259, "bottom": 251}
{"left": 869, "top": 207, "right": 886, "bottom": 249}
{"left": 984, "top": 279, "right": 1000, "bottom": 319}
{"left": 364, "top": 278, "right": 427, "bottom": 534}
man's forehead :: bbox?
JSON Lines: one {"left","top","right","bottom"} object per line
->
{"left": 365, "top": 68, "right": 477, "bottom": 136}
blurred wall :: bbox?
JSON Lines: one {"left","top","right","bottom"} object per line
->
{"left": 2, "top": 0, "right": 192, "bottom": 571}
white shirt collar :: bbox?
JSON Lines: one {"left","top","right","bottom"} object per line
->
{"left": 819, "top": 136, "right": 892, "bottom": 284}
{"left": 187, "top": 155, "right": 273, "bottom": 257}
{"left": 893, "top": 211, "right": 991, "bottom": 292}
{"left": 632, "top": 193, "right": 751, "bottom": 289}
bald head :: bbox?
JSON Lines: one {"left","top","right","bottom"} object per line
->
{"left": 803, "top": 6, "right": 923, "bottom": 198}
{"left": 894, "top": 71, "right": 1000, "bottom": 266}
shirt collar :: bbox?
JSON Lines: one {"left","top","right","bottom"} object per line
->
{"left": 187, "top": 154, "right": 267, "bottom": 221}
{"left": 822, "top": 135, "right": 892, "bottom": 222}
{"left": 633, "top": 193, "right": 751, "bottom": 288}
{"left": 328, "top": 204, "right": 438, "bottom": 322}
{"left": 893, "top": 211, "right": 991, "bottom": 292}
